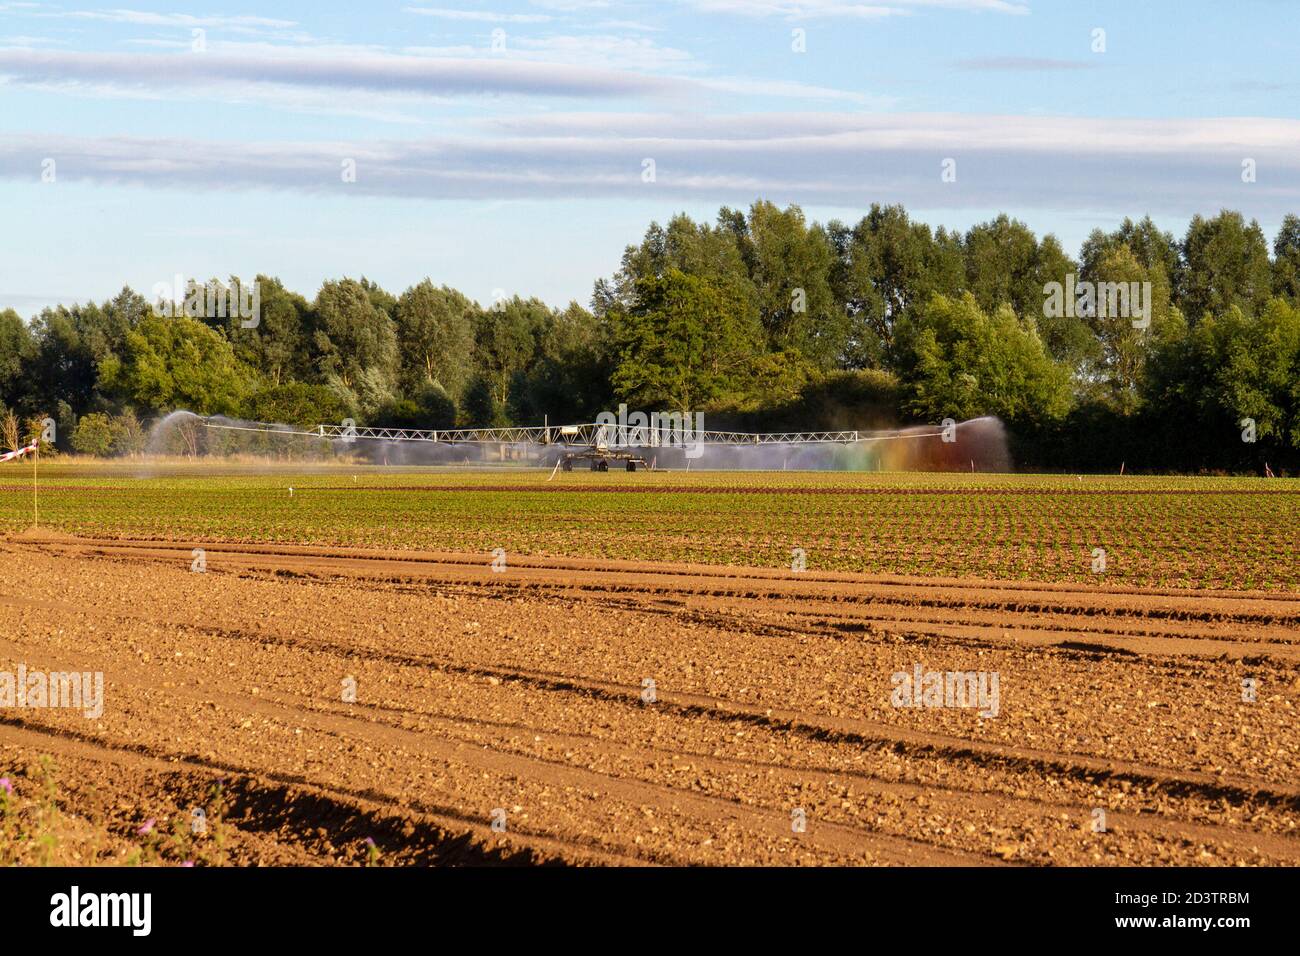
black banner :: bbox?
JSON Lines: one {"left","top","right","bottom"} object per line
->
{"left": 0, "top": 866, "right": 1279, "bottom": 943}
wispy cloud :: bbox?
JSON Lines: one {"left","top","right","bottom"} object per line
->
{"left": 5, "top": 114, "right": 1295, "bottom": 213}
{"left": 0, "top": 48, "right": 686, "bottom": 99}
{"left": 957, "top": 56, "right": 1095, "bottom": 71}
{"left": 0, "top": 46, "right": 876, "bottom": 106}
{"left": 0, "top": 34, "right": 64, "bottom": 47}
{"left": 35, "top": 8, "right": 298, "bottom": 30}
{"left": 673, "top": 0, "right": 1027, "bottom": 19}
{"left": 405, "top": 34, "right": 697, "bottom": 73}
{"left": 403, "top": 6, "right": 554, "bottom": 23}
{"left": 529, "top": 1, "right": 614, "bottom": 10}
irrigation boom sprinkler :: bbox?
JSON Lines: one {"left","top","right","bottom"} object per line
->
{"left": 199, "top": 418, "right": 892, "bottom": 446}
{"left": 197, "top": 417, "right": 949, "bottom": 470}
{"left": 308, "top": 422, "right": 875, "bottom": 445}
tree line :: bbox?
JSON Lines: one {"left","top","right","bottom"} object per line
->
{"left": 2, "top": 200, "right": 1298, "bottom": 472}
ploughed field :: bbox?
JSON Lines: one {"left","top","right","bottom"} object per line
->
{"left": 0, "top": 463, "right": 1296, "bottom": 865}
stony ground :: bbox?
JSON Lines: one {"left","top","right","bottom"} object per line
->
{"left": 0, "top": 533, "right": 1295, "bottom": 866}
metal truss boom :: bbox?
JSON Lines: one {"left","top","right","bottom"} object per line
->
{"left": 312, "top": 422, "right": 875, "bottom": 445}
{"left": 200, "top": 419, "right": 943, "bottom": 446}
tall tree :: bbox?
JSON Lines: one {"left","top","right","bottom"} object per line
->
{"left": 721, "top": 201, "right": 843, "bottom": 368}
{"left": 830, "top": 204, "right": 962, "bottom": 368}
{"left": 894, "top": 293, "right": 1072, "bottom": 425}
{"left": 1272, "top": 214, "right": 1300, "bottom": 304}
{"left": 28, "top": 305, "right": 103, "bottom": 417}
{"left": 360, "top": 276, "right": 397, "bottom": 318}
{"left": 474, "top": 296, "right": 547, "bottom": 412}
{"left": 98, "top": 314, "right": 254, "bottom": 415}
{"left": 0, "top": 308, "right": 35, "bottom": 410}
{"left": 963, "top": 215, "right": 1049, "bottom": 317}
{"left": 393, "top": 281, "right": 477, "bottom": 399}
{"left": 222, "top": 275, "right": 311, "bottom": 387}
{"left": 1082, "top": 216, "right": 1180, "bottom": 286}
{"left": 1078, "top": 245, "right": 1175, "bottom": 412}
{"left": 1194, "top": 301, "right": 1300, "bottom": 449}
{"left": 311, "top": 278, "right": 399, "bottom": 400}
{"left": 515, "top": 302, "right": 612, "bottom": 423}
{"left": 1176, "top": 211, "right": 1272, "bottom": 323}
{"left": 597, "top": 212, "right": 758, "bottom": 321}
{"left": 609, "top": 269, "right": 762, "bottom": 413}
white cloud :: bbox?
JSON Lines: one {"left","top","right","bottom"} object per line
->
{"left": 4, "top": 114, "right": 1297, "bottom": 215}
{"left": 403, "top": 6, "right": 554, "bottom": 23}
{"left": 529, "top": 1, "right": 613, "bottom": 9}
{"left": 0, "top": 46, "right": 876, "bottom": 106}
{"left": 957, "top": 56, "right": 1094, "bottom": 71}
{"left": 49, "top": 9, "right": 298, "bottom": 30}
{"left": 674, "top": 0, "right": 1027, "bottom": 18}
{"left": 407, "top": 34, "right": 697, "bottom": 73}
{"left": 0, "top": 35, "right": 64, "bottom": 46}
{"left": 0, "top": 48, "right": 686, "bottom": 99}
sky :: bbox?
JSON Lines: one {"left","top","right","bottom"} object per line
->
{"left": 1, "top": 0, "right": 1299, "bottom": 315}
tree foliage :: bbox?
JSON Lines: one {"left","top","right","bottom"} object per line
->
{"left": 609, "top": 269, "right": 762, "bottom": 413}
{"left": 894, "top": 293, "right": 1072, "bottom": 425}
{"left": 98, "top": 314, "right": 251, "bottom": 416}
{"left": 3, "top": 201, "right": 1300, "bottom": 470}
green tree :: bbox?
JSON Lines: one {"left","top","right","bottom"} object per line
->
{"left": 894, "top": 293, "right": 1073, "bottom": 424}
{"left": 722, "top": 201, "right": 843, "bottom": 367}
{"left": 514, "top": 302, "right": 612, "bottom": 423}
{"left": 1272, "top": 214, "right": 1300, "bottom": 304}
{"left": 1176, "top": 211, "right": 1272, "bottom": 323}
{"left": 223, "top": 276, "right": 312, "bottom": 386}
{"left": 1032, "top": 234, "right": 1095, "bottom": 367}
{"left": 461, "top": 377, "right": 510, "bottom": 428}
{"left": 244, "top": 381, "right": 351, "bottom": 430}
{"left": 963, "top": 216, "right": 1066, "bottom": 318}
{"left": 1194, "top": 300, "right": 1300, "bottom": 448}
{"left": 98, "top": 314, "right": 254, "bottom": 415}
{"left": 311, "top": 278, "right": 399, "bottom": 391}
{"left": 360, "top": 276, "right": 397, "bottom": 318}
{"left": 393, "top": 281, "right": 477, "bottom": 398}
{"left": 829, "top": 204, "right": 963, "bottom": 367}
{"left": 1078, "top": 245, "right": 1176, "bottom": 412}
{"left": 474, "top": 297, "right": 547, "bottom": 412}
{"left": 597, "top": 213, "right": 758, "bottom": 322}
{"left": 110, "top": 410, "right": 147, "bottom": 456}
{"left": 0, "top": 308, "right": 35, "bottom": 410}
{"left": 1082, "top": 217, "right": 1180, "bottom": 287}
{"left": 71, "top": 412, "right": 115, "bottom": 456}
{"left": 26, "top": 293, "right": 143, "bottom": 418}
{"left": 609, "top": 269, "right": 762, "bottom": 413}
{"left": 375, "top": 382, "right": 458, "bottom": 430}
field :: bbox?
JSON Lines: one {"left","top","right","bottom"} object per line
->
{"left": 0, "top": 461, "right": 1297, "bottom": 866}
{"left": 3, "top": 462, "right": 1299, "bottom": 589}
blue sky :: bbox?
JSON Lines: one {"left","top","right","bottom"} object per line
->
{"left": 2, "top": 0, "right": 1298, "bottom": 314}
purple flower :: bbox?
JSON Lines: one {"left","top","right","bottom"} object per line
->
{"left": 181, "top": 860, "right": 195, "bottom": 867}
{"left": 137, "top": 818, "right": 155, "bottom": 835}
{"left": 0, "top": 778, "right": 12, "bottom": 795}
{"left": 364, "top": 837, "right": 375, "bottom": 847}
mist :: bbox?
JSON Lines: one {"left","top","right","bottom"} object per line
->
{"left": 145, "top": 412, "right": 1012, "bottom": 473}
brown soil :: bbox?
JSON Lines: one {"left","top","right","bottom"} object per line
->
{"left": 0, "top": 533, "right": 1296, "bottom": 866}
